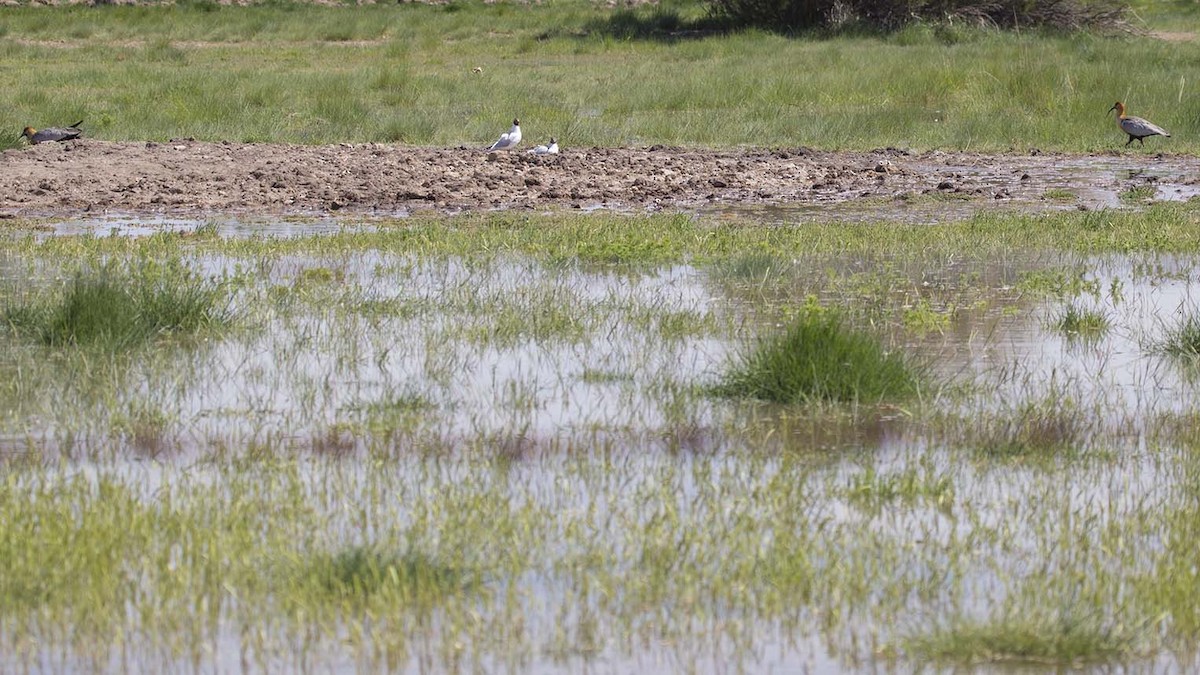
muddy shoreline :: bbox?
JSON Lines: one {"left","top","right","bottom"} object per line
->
{"left": 1, "top": 140, "right": 1195, "bottom": 219}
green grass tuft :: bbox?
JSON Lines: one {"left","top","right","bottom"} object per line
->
{"left": 907, "top": 607, "right": 1141, "bottom": 664}
{"left": 714, "top": 309, "right": 923, "bottom": 404}
{"left": 1049, "top": 303, "right": 1111, "bottom": 338}
{"left": 0, "top": 128, "right": 24, "bottom": 151}
{"left": 1153, "top": 312, "right": 1200, "bottom": 359}
{"left": 304, "top": 545, "right": 473, "bottom": 604}
{"left": 4, "top": 268, "right": 232, "bottom": 350}
{"left": 970, "top": 396, "right": 1087, "bottom": 460}
{"left": 1119, "top": 186, "right": 1158, "bottom": 203}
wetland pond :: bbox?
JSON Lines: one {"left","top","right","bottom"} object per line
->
{"left": 3, "top": 205, "right": 1200, "bottom": 673}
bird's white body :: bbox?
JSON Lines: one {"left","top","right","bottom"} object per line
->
{"left": 487, "top": 119, "right": 522, "bottom": 151}
{"left": 528, "top": 138, "right": 559, "bottom": 155}
{"left": 1109, "top": 102, "right": 1170, "bottom": 147}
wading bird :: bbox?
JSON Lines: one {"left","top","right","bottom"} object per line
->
{"left": 21, "top": 120, "right": 84, "bottom": 144}
{"left": 1109, "top": 102, "right": 1170, "bottom": 147}
{"left": 487, "top": 118, "right": 521, "bottom": 152}
{"left": 528, "top": 137, "right": 559, "bottom": 155}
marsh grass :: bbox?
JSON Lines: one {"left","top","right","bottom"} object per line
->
{"left": 5, "top": 209, "right": 1200, "bottom": 671}
{"left": 907, "top": 606, "right": 1140, "bottom": 664}
{"left": 842, "top": 464, "right": 954, "bottom": 508}
{"left": 967, "top": 395, "right": 1088, "bottom": 460}
{"left": 714, "top": 309, "right": 924, "bottom": 404}
{"left": 1049, "top": 302, "right": 1111, "bottom": 338}
{"left": 1119, "top": 185, "right": 1158, "bottom": 203}
{"left": 110, "top": 400, "right": 174, "bottom": 457}
{"left": 1152, "top": 311, "right": 1200, "bottom": 358}
{"left": 0, "top": 127, "right": 23, "bottom": 151}
{"left": 3, "top": 267, "right": 232, "bottom": 350}
{"left": 302, "top": 546, "right": 473, "bottom": 605}
{"left": 1043, "top": 187, "right": 1077, "bottom": 201}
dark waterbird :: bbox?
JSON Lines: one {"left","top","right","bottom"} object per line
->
{"left": 22, "top": 120, "right": 84, "bottom": 144}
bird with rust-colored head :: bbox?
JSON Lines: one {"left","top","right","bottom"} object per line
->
{"left": 1109, "top": 102, "right": 1169, "bottom": 147}
{"left": 21, "top": 120, "right": 84, "bottom": 144}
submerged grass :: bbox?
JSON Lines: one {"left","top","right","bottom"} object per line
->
{"left": 714, "top": 309, "right": 924, "bottom": 404}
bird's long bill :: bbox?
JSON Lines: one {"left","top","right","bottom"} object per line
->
{"left": 1107, "top": 103, "right": 1118, "bottom": 114}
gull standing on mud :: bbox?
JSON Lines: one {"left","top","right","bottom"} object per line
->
{"left": 21, "top": 120, "right": 84, "bottom": 144}
{"left": 528, "top": 137, "right": 559, "bottom": 155}
{"left": 487, "top": 118, "right": 522, "bottom": 152}
{"left": 1108, "top": 102, "right": 1170, "bottom": 147}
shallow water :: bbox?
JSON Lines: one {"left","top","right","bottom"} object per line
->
{"left": 708, "top": 153, "right": 1200, "bottom": 224}
{"left": 6, "top": 222, "right": 1200, "bottom": 672}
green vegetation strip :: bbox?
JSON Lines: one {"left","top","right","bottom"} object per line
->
{"left": 9, "top": 202, "right": 1200, "bottom": 262}
{"left": 0, "top": 1, "right": 1196, "bottom": 150}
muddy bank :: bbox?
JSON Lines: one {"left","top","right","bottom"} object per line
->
{"left": 1, "top": 140, "right": 1196, "bottom": 219}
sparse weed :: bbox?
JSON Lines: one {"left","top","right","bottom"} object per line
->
{"left": 1043, "top": 188, "right": 1077, "bottom": 201}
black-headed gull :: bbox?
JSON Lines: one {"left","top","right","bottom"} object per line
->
{"left": 487, "top": 118, "right": 522, "bottom": 151}
{"left": 528, "top": 137, "right": 559, "bottom": 155}
{"left": 21, "top": 120, "right": 84, "bottom": 144}
{"left": 1109, "top": 102, "right": 1170, "bottom": 147}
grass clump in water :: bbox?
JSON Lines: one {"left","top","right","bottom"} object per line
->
{"left": 4, "top": 267, "right": 232, "bottom": 350}
{"left": 714, "top": 309, "right": 923, "bottom": 404}
{"left": 1153, "top": 311, "right": 1200, "bottom": 359}
{"left": 303, "top": 545, "right": 473, "bottom": 605}
{"left": 1049, "top": 303, "right": 1110, "bottom": 339}
{"left": 968, "top": 395, "right": 1088, "bottom": 460}
{"left": 907, "top": 607, "right": 1140, "bottom": 665}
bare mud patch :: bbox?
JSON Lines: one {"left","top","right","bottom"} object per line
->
{"left": 1, "top": 140, "right": 1196, "bottom": 221}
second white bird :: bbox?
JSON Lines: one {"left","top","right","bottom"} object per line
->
{"left": 528, "top": 137, "right": 559, "bottom": 155}
{"left": 487, "top": 118, "right": 522, "bottom": 151}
